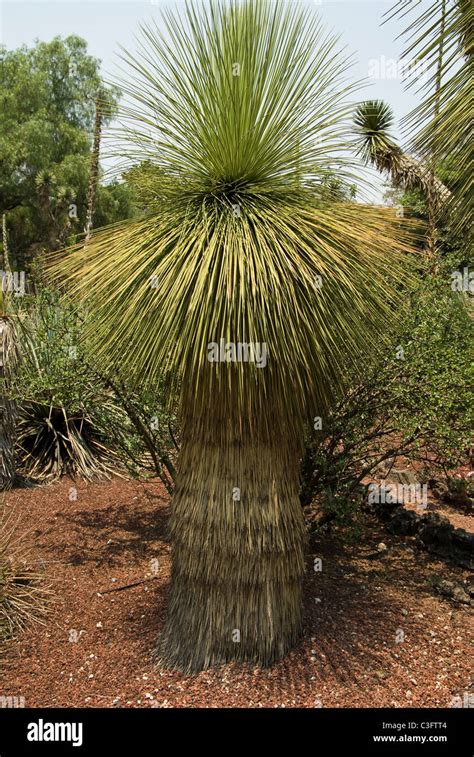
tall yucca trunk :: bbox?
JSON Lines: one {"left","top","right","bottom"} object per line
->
{"left": 0, "top": 318, "right": 18, "bottom": 490}
{"left": 158, "top": 388, "right": 307, "bottom": 673}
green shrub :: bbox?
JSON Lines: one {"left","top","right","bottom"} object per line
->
{"left": 301, "top": 272, "right": 473, "bottom": 526}
{"left": 11, "top": 288, "right": 125, "bottom": 479}
{"left": 11, "top": 285, "right": 178, "bottom": 487}
{"left": 99, "top": 370, "right": 178, "bottom": 494}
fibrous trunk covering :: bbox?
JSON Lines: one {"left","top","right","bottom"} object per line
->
{"left": 157, "top": 381, "right": 307, "bottom": 673}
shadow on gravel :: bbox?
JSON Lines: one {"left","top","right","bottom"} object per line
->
{"left": 47, "top": 500, "right": 170, "bottom": 567}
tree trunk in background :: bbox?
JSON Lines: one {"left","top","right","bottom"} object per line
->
{"left": 157, "top": 404, "right": 307, "bottom": 673}
{"left": 0, "top": 318, "right": 18, "bottom": 490}
{"left": 2, "top": 215, "right": 11, "bottom": 277}
{"left": 0, "top": 215, "right": 18, "bottom": 490}
{"left": 84, "top": 92, "right": 103, "bottom": 242}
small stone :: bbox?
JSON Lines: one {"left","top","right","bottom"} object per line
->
{"left": 377, "top": 542, "right": 387, "bottom": 552}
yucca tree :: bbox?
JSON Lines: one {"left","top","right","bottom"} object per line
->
{"left": 354, "top": 100, "right": 451, "bottom": 211}
{"left": 52, "top": 0, "right": 415, "bottom": 672}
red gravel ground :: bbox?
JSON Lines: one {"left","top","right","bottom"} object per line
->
{"left": 1, "top": 476, "right": 472, "bottom": 708}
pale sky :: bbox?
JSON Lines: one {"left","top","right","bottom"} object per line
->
{"left": 0, "top": 0, "right": 429, "bottom": 203}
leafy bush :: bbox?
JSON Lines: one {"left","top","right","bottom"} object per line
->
{"left": 98, "top": 370, "right": 178, "bottom": 494}
{"left": 10, "top": 285, "right": 178, "bottom": 486}
{"left": 11, "top": 288, "right": 125, "bottom": 479}
{"left": 300, "top": 272, "right": 473, "bottom": 527}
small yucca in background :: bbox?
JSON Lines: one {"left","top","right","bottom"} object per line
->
{"left": 354, "top": 100, "right": 451, "bottom": 211}
{"left": 16, "top": 401, "right": 119, "bottom": 481}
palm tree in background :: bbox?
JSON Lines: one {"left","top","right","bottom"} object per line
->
{"left": 52, "top": 0, "right": 415, "bottom": 672}
{"left": 354, "top": 100, "right": 451, "bottom": 212}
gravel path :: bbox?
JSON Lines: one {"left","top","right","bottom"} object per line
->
{"left": 2, "top": 477, "right": 472, "bottom": 708}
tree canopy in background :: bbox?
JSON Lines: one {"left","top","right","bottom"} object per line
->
{"left": 0, "top": 35, "right": 134, "bottom": 269}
